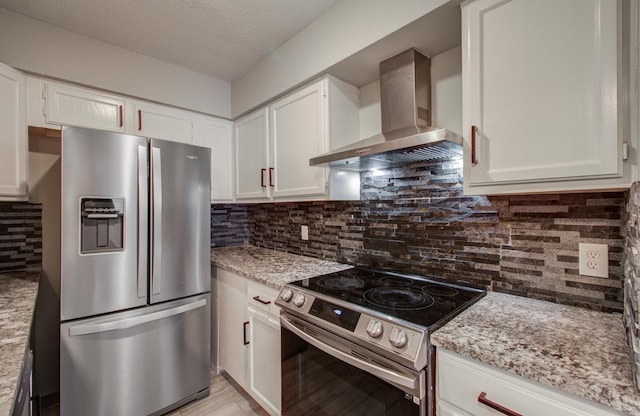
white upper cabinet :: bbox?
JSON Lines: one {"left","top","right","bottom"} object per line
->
{"left": 44, "top": 82, "right": 127, "bottom": 133}
{"left": 193, "top": 115, "right": 234, "bottom": 202}
{"left": 234, "top": 76, "right": 360, "bottom": 202}
{"left": 235, "top": 108, "right": 271, "bottom": 200}
{"left": 0, "top": 62, "right": 27, "bottom": 198}
{"left": 269, "top": 80, "right": 328, "bottom": 198}
{"left": 133, "top": 101, "right": 193, "bottom": 143}
{"left": 462, "top": 0, "right": 631, "bottom": 194}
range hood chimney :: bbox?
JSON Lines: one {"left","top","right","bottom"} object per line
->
{"left": 310, "top": 48, "right": 462, "bottom": 171}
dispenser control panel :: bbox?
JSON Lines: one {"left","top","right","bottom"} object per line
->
{"left": 80, "top": 198, "right": 125, "bottom": 253}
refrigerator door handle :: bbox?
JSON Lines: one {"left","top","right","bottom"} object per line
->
{"left": 67, "top": 299, "right": 207, "bottom": 336}
{"left": 137, "top": 145, "right": 148, "bottom": 299}
{"left": 151, "top": 146, "right": 162, "bottom": 295}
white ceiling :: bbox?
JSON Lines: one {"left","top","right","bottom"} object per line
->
{"left": 0, "top": 0, "right": 340, "bottom": 82}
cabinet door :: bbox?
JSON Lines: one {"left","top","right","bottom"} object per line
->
{"left": 216, "top": 268, "right": 249, "bottom": 388}
{"left": 437, "top": 349, "right": 621, "bottom": 416}
{"left": 45, "top": 82, "right": 126, "bottom": 132}
{"left": 0, "top": 62, "right": 27, "bottom": 198}
{"left": 248, "top": 306, "right": 281, "bottom": 415}
{"left": 194, "top": 116, "right": 234, "bottom": 202}
{"left": 270, "top": 81, "right": 328, "bottom": 198}
{"left": 134, "top": 102, "right": 193, "bottom": 143}
{"left": 235, "top": 108, "right": 270, "bottom": 200}
{"left": 463, "top": 0, "right": 622, "bottom": 191}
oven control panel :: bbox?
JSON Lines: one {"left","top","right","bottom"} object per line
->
{"left": 277, "top": 286, "right": 426, "bottom": 366}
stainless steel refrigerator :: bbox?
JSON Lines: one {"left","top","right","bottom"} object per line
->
{"left": 30, "top": 126, "right": 211, "bottom": 416}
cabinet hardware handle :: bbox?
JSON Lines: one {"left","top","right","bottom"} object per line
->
{"left": 119, "top": 105, "right": 123, "bottom": 127}
{"left": 252, "top": 296, "right": 271, "bottom": 305}
{"left": 471, "top": 125, "right": 478, "bottom": 165}
{"left": 269, "top": 167, "right": 274, "bottom": 187}
{"left": 138, "top": 110, "right": 142, "bottom": 131}
{"left": 261, "top": 168, "right": 267, "bottom": 188}
{"left": 243, "top": 321, "right": 250, "bottom": 345}
{"left": 477, "top": 392, "right": 522, "bottom": 416}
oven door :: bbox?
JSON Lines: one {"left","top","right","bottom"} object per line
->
{"left": 281, "top": 313, "right": 426, "bottom": 416}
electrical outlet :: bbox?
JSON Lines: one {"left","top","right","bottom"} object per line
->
{"left": 301, "top": 225, "right": 309, "bottom": 241}
{"left": 578, "top": 243, "right": 608, "bottom": 278}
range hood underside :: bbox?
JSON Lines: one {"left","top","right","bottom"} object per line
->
{"left": 310, "top": 127, "right": 463, "bottom": 171}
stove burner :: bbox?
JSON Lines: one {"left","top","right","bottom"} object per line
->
{"left": 422, "top": 285, "right": 459, "bottom": 297}
{"left": 343, "top": 269, "right": 376, "bottom": 278}
{"left": 378, "top": 276, "right": 414, "bottom": 287}
{"left": 363, "top": 287, "right": 435, "bottom": 310}
{"left": 316, "top": 276, "right": 365, "bottom": 290}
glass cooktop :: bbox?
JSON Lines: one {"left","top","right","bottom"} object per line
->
{"left": 289, "top": 267, "right": 486, "bottom": 330}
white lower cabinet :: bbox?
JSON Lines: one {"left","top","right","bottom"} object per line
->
{"left": 215, "top": 268, "right": 281, "bottom": 415}
{"left": 217, "top": 268, "right": 249, "bottom": 388}
{"left": 436, "top": 349, "right": 622, "bottom": 416}
{"left": 248, "top": 281, "right": 281, "bottom": 415}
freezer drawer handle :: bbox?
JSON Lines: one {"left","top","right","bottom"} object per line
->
{"left": 68, "top": 299, "right": 207, "bottom": 336}
{"left": 477, "top": 392, "right": 522, "bottom": 416}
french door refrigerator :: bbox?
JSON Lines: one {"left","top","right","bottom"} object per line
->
{"left": 33, "top": 126, "right": 211, "bottom": 416}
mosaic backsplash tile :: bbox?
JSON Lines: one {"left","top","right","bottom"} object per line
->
{"left": 214, "top": 158, "right": 627, "bottom": 313}
{"left": 0, "top": 202, "right": 42, "bottom": 272}
{"left": 624, "top": 181, "right": 640, "bottom": 390}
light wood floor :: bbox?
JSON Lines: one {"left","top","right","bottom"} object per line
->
{"left": 168, "top": 371, "right": 269, "bottom": 416}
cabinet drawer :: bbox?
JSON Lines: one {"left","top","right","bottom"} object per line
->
{"left": 437, "top": 349, "right": 621, "bottom": 416}
{"left": 247, "top": 280, "right": 280, "bottom": 316}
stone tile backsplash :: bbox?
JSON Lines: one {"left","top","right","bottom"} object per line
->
{"left": 0, "top": 202, "right": 42, "bottom": 272}
{"left": 213, "top": 158, "right": 627, "bottom": 313}
{"left": 624, "top": 182, "right": 640, "bottom": 389}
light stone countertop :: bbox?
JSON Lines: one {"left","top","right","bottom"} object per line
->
{"left": 210, "top": 245, "right": 352, "bottom": 289}
{"left": 431, "top": 292, "right": 640, "bottom": 415}
{"left": 0, "top": 270, "right": 39, "bottom": 416}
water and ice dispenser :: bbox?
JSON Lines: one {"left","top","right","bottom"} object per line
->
{"left": 80, "top": 198, "right": 125, "bottom": 253}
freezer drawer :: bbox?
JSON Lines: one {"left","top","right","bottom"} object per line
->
{"left": 60, "top": 294, "right": 210, "bottom": 416}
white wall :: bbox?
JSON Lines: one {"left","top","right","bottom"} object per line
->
{"left": 231, "top": 0, "right": 450, "bottom": 117}
{"left": 358, "top": 46, "right": 462, "bottom": 138}
{"left": 0, "top": 8, "right": 231, "bottom": 118}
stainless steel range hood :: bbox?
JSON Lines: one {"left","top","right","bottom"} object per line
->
{"left": 310, "top": 48, "right": 462, "bottom": 171}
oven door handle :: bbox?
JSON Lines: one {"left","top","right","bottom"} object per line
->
{"left": 281, "top": 317, "right": 419, "bottom": 391}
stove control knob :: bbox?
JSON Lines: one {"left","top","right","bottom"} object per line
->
{"left": 280, "top": 288, "right": 293, "bottom": 302}
{"left": 293, "top": 293, "right": 306, "bottom": 307}
{"left": 366, "top": 319, "right": 383, "bottom": 338}
{"left": 389, "top": 327, "right": 408, "bottom": 348}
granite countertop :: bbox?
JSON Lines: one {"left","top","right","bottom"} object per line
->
{"left": 431, "top": 292, "right": 640, "bottom": 415}
{"left": 211, "top": 245, "right": 352, "bottom": 289}
{"left": 0, "top": 270, "right": 39, "bottom": 416}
